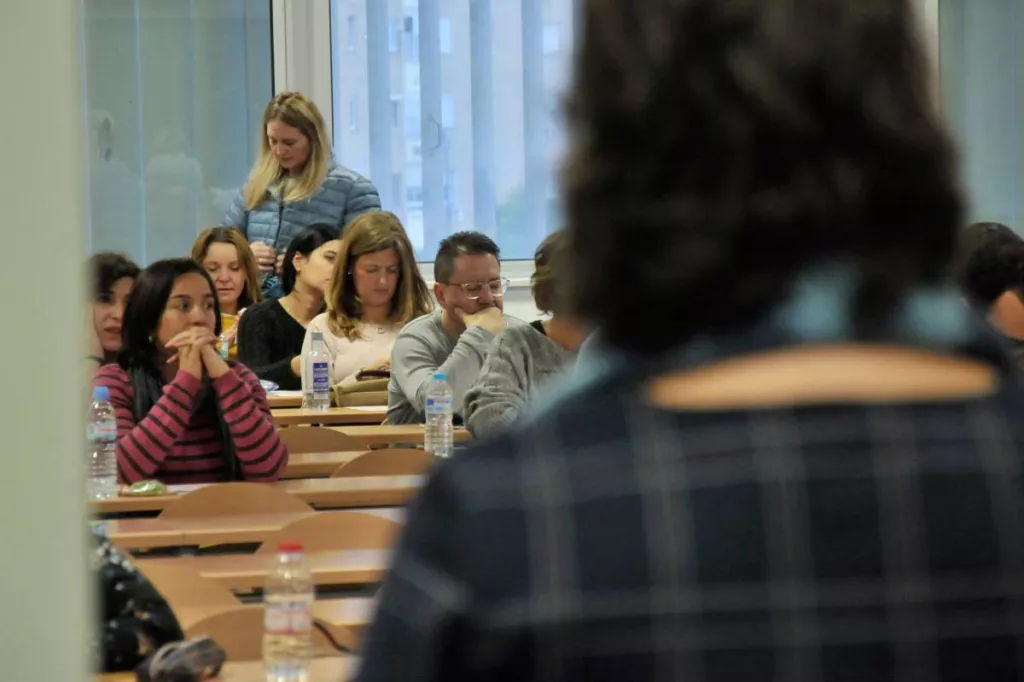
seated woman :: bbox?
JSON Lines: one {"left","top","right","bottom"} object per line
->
{"left": 86, "top": 252, "right": 140, "bottom": 378}
{"left": 190, "top": 227, "right": 263, "bottom": 358}
{"left": 93, "top": 258, "right": 288, "bottom": 484}
{"left": 303, "top": 211, "right": 433, "bottom": 385}
{"left": 237, "top": 224, "right": 341, "bottom": 389}
{"left": 464, "top": 229, "right": 586, "bottom": 436}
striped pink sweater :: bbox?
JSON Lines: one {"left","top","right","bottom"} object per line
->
{"left": 93, "top": 364, "right": 288, "bottom": 485}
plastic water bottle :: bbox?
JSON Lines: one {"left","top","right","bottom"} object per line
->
{"left": 263, "top": 542, "right": 314, "bottom": 682}
{"left": 424, "top": 371, "right": 454, "bottom": 458}
{"left": 87, "top": 386, "right": 118, "bottom": 499}
{"left": 302, "top": 332, "right": 331, "bottom": 411}
{"left": 218, "top": 331, "right": 230, "bottom": 359}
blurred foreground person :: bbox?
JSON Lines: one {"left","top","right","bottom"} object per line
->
{"left": 357, "top": 0, "right": 1024, "bottom": 680}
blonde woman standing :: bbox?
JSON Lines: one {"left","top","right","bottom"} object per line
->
{"left": 302, "top": 212, "right": 433, "bottom": 385}
{"left": 223, "top": 91, "right": 380, "bottom": 298}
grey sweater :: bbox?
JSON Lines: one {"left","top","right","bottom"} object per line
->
{"left": 464, "top": 322, "right": 576, "bottom": 437}
{"left": 386, "top": 310, "right": 525, "bottom": 424}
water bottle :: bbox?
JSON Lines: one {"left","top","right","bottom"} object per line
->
{"left": 218, "top": 331, "right": 230, "bottom": 359}
{"left": 263, "top": 542, "right": 314, "bottom": 682}
{"left": 87, "top": 386, "right": 118, "bottom": 500}
{"left": 302, "top": 331, "right": 331, "bottom": 411}
{"left": 424, "top": 371, "right": 454, "bottom": 458}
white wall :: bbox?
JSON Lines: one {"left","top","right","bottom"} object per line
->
{"left": 939, "top": 0, "right": 1023, "bottom": 231}
{"left": 0, "top": 0, "right": 91, "bottom": 678}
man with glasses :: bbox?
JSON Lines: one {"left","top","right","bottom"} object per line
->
{"left": 386, "top": 232, "right": 524, "bottom": 424}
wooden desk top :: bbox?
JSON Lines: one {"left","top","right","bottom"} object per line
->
{"left": 98, "top": 656, "right": 356, "bottom": 681}
{"left": 273, "top": 406, "right": 387, "bottom": 427}
{"left": 136, "top": 548, "right": 392, "bottom": 591}
{"left": 102, "top": 508, "right": 404, "bottom": 550}
{"left": 267, "top": 391, "right": 303, "bottom": 409}
{"left": 93, "top": 475, "right": 423, "bottom": 516}
{"left": 169, "top": 596, "right": 375, "bottom": 629}
{"left": 282, "top": 451, "right": 365, "bottom": 479}
{"left": 329, "top": 424, "right": 472, "bottom": 446}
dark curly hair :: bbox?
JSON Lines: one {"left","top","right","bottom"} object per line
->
{"left": 955, "top": 222, "right": 1024, "bottom": 307}
{"left": 563, "top": 0, "right": 964, "bottom": 355}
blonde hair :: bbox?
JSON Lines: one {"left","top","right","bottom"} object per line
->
{"left": 326, "top": 212, "right": 434, "bottom": 340}
{"left": 242, "top": 92, "right": 333, "bottom": 210}
{"left": 191, "top": 227, "right": 263, "bottom": 310}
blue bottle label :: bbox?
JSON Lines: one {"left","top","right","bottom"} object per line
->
{"left": 312, "top": 361, "right": 330, "bottom": 394}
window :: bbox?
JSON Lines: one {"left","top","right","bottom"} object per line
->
{"left": 391, "top": 97, "right": 401, "bottom": 128}
{"left": 389, "top": 17, "right": 400, "bottom": 53}
{"left": 439, "top": 18, "right": 452, "bottom": 55}
{"left": 347, "top": 15, "right": 357, "bottom": 52}
{"left": 81, "top": 0, "right": 272, "bottom": 263}
{"left": 328, "top": 0, "right": 575, "bottom": 260}
{"left": 349, "top": 96, "right": 359, "bottom": 132}
{"left": 543, "top": 23, "right": 561, "bottom": 54}
{"left": 940, "top": 0, "right": 1023, "bottom": 232}
{"left": 441, "top": 94, "right": 454, "bottom": 129}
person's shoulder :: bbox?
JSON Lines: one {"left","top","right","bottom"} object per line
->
{"left": 397, "top": 311, "right": 440, "bottom": 338}
{"left": 491, "top": 323, "right": 546, "bottom": 352}
{"left": 241, "top": 298, "right": 278, "bottom": 321}
{"left": 323, "top": 162, "right": 374, "bottom": 188}
{"left": 94, "top": 363, "right": 129, "bottom": 385}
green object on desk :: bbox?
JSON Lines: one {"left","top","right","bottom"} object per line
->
{"left": 122, "top": 480, "right": 167, "bottom": 496}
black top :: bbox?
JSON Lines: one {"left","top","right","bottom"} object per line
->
{"left": 236, "top": 299, "right": 308, "bottom": 390}
{"left": 529, "top": 319, "right": 546, "bottom": 336}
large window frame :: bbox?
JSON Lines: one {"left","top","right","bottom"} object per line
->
{"left": 272, "top": 0, "right": 542, "bottom": 285}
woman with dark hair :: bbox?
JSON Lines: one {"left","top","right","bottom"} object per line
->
{"left": 356, "top": 0, "right": 1024, "bottom": 679}
{"left": 93, "top": 258, "right": 287, "bottom": 484}
{"left": 237, "top": 224, "right": 340, "bottom": 389}
{"left": 86, "top": 252, "right": 140, "bottom": 377}
{"left": 463, "top": 230, "right": 586, "bottom": 436}
{"left": 191, "top": 226, "right": 263, "bottom": 358}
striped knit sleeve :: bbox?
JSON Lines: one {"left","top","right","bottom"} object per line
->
{"left": 94, "top": 366, "right": 201, "bottom": 484}
{"left": 211, "top": 364, "right": 288, "bottom": 481}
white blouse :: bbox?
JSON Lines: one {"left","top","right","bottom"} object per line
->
{"left": 302, "top": 313, "right": 402, "bottom": 385}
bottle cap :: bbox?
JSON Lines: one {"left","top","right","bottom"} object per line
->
{"left": 433, "top": 372, "right": 448, "bottom": 381}
{"left": 92, "top": 386, "right": 111, "bottom": 402}
{"left": 311, "top": 331, "right": 324, "bottom": 341}
{"left": 279, "top": 541, "right": 304, "bottom": 553}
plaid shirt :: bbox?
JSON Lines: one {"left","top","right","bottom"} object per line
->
{"left": 356, "top": 276, "right": 1024, "bottom": 682}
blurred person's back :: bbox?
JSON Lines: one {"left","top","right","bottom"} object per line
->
{"left": 355, "top": 0, "right": 1024, "bottom": 680}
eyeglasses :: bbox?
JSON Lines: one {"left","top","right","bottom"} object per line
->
{"left": 448, "top": 277, "right": 510, "bottom": 300}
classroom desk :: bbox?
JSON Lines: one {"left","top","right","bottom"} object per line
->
{"left": 273, "top": 406, "right": 387, "bottom": 427}
{"left": 101, "top": 508, "right": 404, "bottom": 551}
{"left": 136, "top": 549, "right": 392, "bottom": 592}
{"left": 329, "top": 424, "right": 472, "bottom": 447}
{"left": 281, "top": 451, "right": 366, "bottom": 478}
{"left": 98, "top": 656, "right": 356, "bottom": 681}
{"left": 266, "top": 391, "right": 303, "bottom": 409}
{"left": 93, "top": 475, "right": 423, "bottom": 516}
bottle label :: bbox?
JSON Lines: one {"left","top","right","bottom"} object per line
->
{"left": 86, "top": 421, "right": 117, "bottom": 443}
{"left": 264, "top": 601, "right": 312, "bottom": 636}
{"left": 425, "top": 396, "right": 453, "bottom": 415}
{"left": 311, "top": 361, "right": 330, "bottom": 396}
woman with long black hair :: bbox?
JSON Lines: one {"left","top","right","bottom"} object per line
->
{"left": 93, "top": 258, "right": 287, "bottom": 484}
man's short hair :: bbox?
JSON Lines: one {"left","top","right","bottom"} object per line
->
{"left": 434, "top": 232, "right": 500, "bottom": 284}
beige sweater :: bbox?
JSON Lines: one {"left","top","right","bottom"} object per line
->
{"left": 302, "top": 313, "right": 402, "bottom": 385}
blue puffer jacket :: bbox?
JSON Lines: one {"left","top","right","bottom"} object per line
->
{"left": 222, "top": 161, "right": 380, "bottom": 297}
